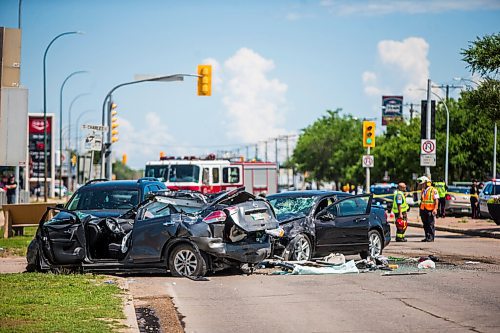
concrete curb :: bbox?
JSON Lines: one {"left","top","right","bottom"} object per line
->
{"left": 407, "top": 222, "right": 500, "bottom": 240}
{"left": 117, "top": 278, "right": 140, "bottom": 333}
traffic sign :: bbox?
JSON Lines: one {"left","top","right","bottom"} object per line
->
{"left": 82, "top": 124, "right": 108, "bottom": 132}
{"left": 421, "top": 139, "right": 436, "bottom": 155}
{"left": 420, "top": 154, "right": 436, "bottom": 166}
{"left": 84, "top": 132, "right": 103, "bottom": 151}
{"left": 362, "top": 155, "right": 374, "bottom": 168}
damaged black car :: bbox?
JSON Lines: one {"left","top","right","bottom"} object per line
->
{"left": 267, "top": 191, "right": 391, "bottom": 261}
{"left": 26, "top": 187, "right": 282, "bottom": 277}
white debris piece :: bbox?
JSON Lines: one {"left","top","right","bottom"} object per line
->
{"left": 291, "top": 260, "right": 359, "bottom": 275}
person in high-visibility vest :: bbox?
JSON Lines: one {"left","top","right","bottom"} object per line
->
{"left": 417, "top": 176, "right": 439, "bottom": 242}
{"left": 433, "top": 180, "right": 448, "bottom": 218}
{"left": 392, "top": 182, "right": 409, "bottom": 242}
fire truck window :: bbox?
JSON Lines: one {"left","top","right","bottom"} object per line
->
{"left": 202, "top": 168, "right": 210, "bottom": 185}
{"left": 223, "top": 167, "right": 240, "bottom": 184}
{"left": 212, "top": 168, "right": 220, "bottom": 183}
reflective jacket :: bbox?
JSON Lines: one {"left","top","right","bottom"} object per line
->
{"left": 392, "top": 190, "right": 409, "bottom": 213}
{"left": 420, "top": 186, "right": 438, "bottom": 210}
{"left": 434, "top": 182, "right": 447, "bottom": 198}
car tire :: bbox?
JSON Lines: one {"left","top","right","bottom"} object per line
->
{"left": 285, "top": 234, "right": 312, "bottom": 261}
{"left": 168, "top": 244, "right": 207, "bottom": 277}
{"left": 360, "top": 230, "right": 383, "bottom": 259}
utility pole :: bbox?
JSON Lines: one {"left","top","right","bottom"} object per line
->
{"left": 425, "top": 79, "right": 432, "bottom": 178}
{"left": 432, "top": 84, "right": 462, "bottom": 102}
{"left": 285, "top": 135, "right": 290, "bottom": 188}
{"left": 254, "top": 144, "right": 258, "bottom": 161}
{"left": 264, "top": 140, "right": 268, "bottom": 162}
{"left": 245, "top": 146, "right": 249, "bottom": 161}
{"left": 409, "top": 103, "right": 415, "bottom": 120}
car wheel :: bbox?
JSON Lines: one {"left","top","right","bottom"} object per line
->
{"left": 168, "top": 244, "right": 207, "bottom": 277}
{"left": 286, "top": 234, "right": 312, "bottom": 261}
{"left": 360, "top": 230, "right": 383, "bottom": 259}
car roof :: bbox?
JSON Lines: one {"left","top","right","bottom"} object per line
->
{"left": 267, "top": 190, "right": 350, "bottom": 199}
{"left": 79, "top": 179, "right": 165, "bottom": 191}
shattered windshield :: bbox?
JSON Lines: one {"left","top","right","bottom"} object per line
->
{"left": 268, "top": 196, "right": 316, "bottom": 220}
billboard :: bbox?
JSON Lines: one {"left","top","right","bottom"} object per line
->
{"left": 382, "top": 96, "right": 403, "bottom": 125}
{"left": 28, "top": 114, "right": 53, "bottom": 180}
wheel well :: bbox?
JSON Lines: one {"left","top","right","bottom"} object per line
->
{"left": 369, "top": 227, "right": 384, "bottom": 248}
{"left": 162, "top": 239, "right": 199, "bottom": 268}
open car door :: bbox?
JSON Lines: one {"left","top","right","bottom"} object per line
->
{"left": 39, "top": 208, "right": 87, "bottom": 265}
{"left": 314, "top": 194, "right": 372, "bottom": 255}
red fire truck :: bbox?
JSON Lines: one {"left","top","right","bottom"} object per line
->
{"left": 144, "top": 156, "right": 278, "bottom": 195}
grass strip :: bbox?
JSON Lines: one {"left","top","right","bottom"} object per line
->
{"left": 0, "top": 273, "right": 125, "bottom": 333}
{"left": 0, "top": 227, "right": 37, "bottom": 257}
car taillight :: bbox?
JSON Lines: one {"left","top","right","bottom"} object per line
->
{"left": 445, "top": 194, "right": 451, "bottom": 200}
{"left": 202, "top": 210, "right": 226, "bottom": 223}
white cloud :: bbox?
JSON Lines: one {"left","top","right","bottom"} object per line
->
{"left": 220, "top": 48, "right": 288, "bottom": 143}
{"left": 320, "top": 0, "right": 500, "bottom": 16}
{"left": 362, "top": 37, "right": 430, "bottom": 101}
{"left": 113, "top": 112, "right": 174, "bottom": 167}
{"left": 201, "top": 57, "right": 223, "bottom": 92}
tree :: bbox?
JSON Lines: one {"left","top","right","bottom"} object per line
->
{"left": 113, "top": 161, "right": 142, "bottom": 180}
{"left": 461, "top": 33, "right": 500, "bottom": 77}
{"left": 293, "top": 109, "right": 364, "bottom": 186}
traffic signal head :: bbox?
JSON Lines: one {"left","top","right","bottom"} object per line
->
{"left": 71, "top": 155, "right": 77, "bottom": 167}
{"left": 363, "top": 121, "right": 376, "bottom": 148}
{"left": 122, "top": 153, "right": 127, "bottom": 165}
{"left": 197, "top": 64, "right": 212, "bottom": 96}
{"left": 110, "top": 104, "right": 119, "bottom": 143}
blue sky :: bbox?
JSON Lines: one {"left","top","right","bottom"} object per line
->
{"left": 1, "top": 0, "right": 499, "bottom": 168}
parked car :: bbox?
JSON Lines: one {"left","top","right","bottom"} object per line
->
{"left": 445, "top": 186, "right": 471, "bottom": 216}
{"left": 266, "top": 191, "right": 391, "bottom": 261}
{"left": 26, "top": 187, "right": 282, "bottom": 277}
{"left": 478, "top": 180, "right": 500, "bottom": 218}
{"left": 62, "top": 178, "right": 167, "bottom": 218}
{"left": 370, "top": 183, "right": 397, "bottom": 197}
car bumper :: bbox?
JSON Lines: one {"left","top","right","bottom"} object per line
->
{"left": 192, "top": 237, "right": 271, "bottom": 264}
{"left": 445, "top": 202, "right": 471, "bottom": 214}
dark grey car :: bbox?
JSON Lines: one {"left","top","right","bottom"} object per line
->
{"left": 26, "top": 188, "right": 281, "bottom": 277}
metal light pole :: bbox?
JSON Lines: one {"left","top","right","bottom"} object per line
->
{"left": 100, "top": 74, "right": 190, "bottom": 179}
{"left": 425, "top": 79, "right": 432, "bottom": 178}
{"left": 59, "top": 71, "right": 87, "bottom": 198}
{"left": 43, "top": 31, "right": 82, "bottom": 201}
{"left": 68, "top": 92, "right": 90, "bottom": 150}
{"left": 430, "top": 92, "right": 450, "bottom": 185}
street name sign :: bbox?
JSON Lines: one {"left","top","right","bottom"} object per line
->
{"left": 82, "top": 124, "right": 108, "bottom": 132}
{"left": 420, "top": 154, "right": 436, "bottom": 167}
{"left": 362, "top": 155, "right": 374, "bottom": 168}
{"left": 421, "top": 139, "right": 436, "bottom": 155}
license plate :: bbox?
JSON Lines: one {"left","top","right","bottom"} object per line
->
{"left": 251, "top": 213, "right": 265, "bottom": 221}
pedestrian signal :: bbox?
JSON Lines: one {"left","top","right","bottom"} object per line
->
{"left": 363, "top": 121, "right": 376, "bottom": 148}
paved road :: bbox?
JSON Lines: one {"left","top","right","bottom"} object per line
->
{"left": 127, "top": 226, "right": 500, "bottom": 333}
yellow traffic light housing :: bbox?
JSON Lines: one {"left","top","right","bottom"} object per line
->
{"left": 363, "top": 121, "right": 376, "bottom": 148}
{"left": 122, "top": 153, "right": 127, "bottom": 165}
{"left": 71, "top": 155, "right": 77, "bottom": 167}
{"left": 197, "top": 64, "right": 212, "bottom": 96}
{"left": 110, "top": 104, "right": 119, "bottom": 144}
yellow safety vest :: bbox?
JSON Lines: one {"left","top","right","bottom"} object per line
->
{"left": 434, "top": 182, "right": 447, "bottom": 198}
{"left": 420, "top": 186, "right": 437, "bottom": 211}
{"left": 392, "top": 190, "right": 409, "bottom": 213}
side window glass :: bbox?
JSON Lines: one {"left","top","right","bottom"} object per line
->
{"left": 326, "top": 203, "right": 339, "bottom": 216}
{"left": 315, "top": 198, "right": 330, "bottom": 215}
{"left": 222, "top": 167, "right": 240, "bottom": 184}
{"left": 336, "top": 197, "right": 369, "bottom": 217}
{"left": 202, "top": 168, "right": 210, "bottom": 185}
{"left": 141, "top": 202, "right": 171, "bottom": 220}
{"left": 212, "top": 168, "right": 220, "bottom": 183}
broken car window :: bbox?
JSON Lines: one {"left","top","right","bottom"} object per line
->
{"left": 268, "top": 196, "right": 315, "bottom": 220}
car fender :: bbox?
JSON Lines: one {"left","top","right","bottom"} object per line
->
{"left": 161, "top": 238, "right": 202, "bottom": 264}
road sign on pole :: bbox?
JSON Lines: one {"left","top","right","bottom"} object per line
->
{"left": 362, "top": 155, "right": 374, "bottom": 168}
{"left": 420, "top": 154, "right": 436, "bottom": 167}
{"left": 82, "top": 124, "right": 108, "bottom": 132}
{"left": 421, "top": 139, "right": 436, "bottom": 154}
{"left": 84, "top": 131, "right": 102, "bottom": 151}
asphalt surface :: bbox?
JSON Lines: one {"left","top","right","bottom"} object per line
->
{"left": 126, "top": 225, "right": 500, "bottom": 333}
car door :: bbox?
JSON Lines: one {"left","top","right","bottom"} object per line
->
{"left": 127, "top": 201, "right": 177, "bottom": 263}
{"left": 314, "top": 194, "right": 371, "bottom": 255}
{"left": 40, "top": 209, "right": 86, "bottom": 265}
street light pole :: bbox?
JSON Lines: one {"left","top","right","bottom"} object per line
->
{"left": 425, "top": 79, "right": 432, "bottom": 178}
{"left": 43, "top": 31, "right": 82, "bottom": 201}
{"left": 59, "top": 71, "right": 87, "bottom": 198}
{"left": 68, "top": 92, "right": 90, "bottom": 151}
{"left": 99, "top": 74, "right": 190, "bottom": 179}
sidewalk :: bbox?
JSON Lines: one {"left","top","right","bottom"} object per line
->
{"left": 406, "top": 209, "right": 500, "bottom": 239}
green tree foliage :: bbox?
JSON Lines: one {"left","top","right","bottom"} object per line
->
{"left": 461, "top": 33, "right": 500, "bottom": 77}
{"left": 112, "top": 161, "right": 142, "bottom": 180}
{"left": 293, "top": 109, "right": 364, "bottom": 185}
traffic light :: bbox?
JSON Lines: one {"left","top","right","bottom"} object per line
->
{"left": 122, "top": 153, "right": 127, "bottom": 165}
{"left": 110, "top": 103, "right": 119, "bottom": 143}
{"left": 197, "top": 64, "right": 212, "bottom": 96}
{"left": 362, "top": 121, "right": 376, "bottom": 148}
{"left": 71, "top": 154, "right": 77, "bottom": 167}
